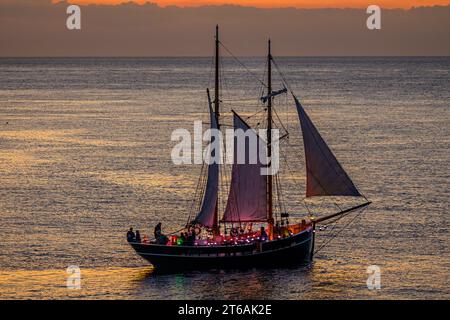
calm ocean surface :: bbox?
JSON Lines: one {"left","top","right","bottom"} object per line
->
{"left": 0, "top": 57, "right": 448, "bottom": 299}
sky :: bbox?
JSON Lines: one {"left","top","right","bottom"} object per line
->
{"left": 65, "top": 0, "right": 450, "bottom": 9}
{"left": 1, "top": 0, "right": 449, "bottom": 56}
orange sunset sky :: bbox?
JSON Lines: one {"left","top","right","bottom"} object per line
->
{"left": 64, "top": 0, "right": 450, "bottom": 9}
{"left": 4, "top": 0, "right": 447, "bottom": 56}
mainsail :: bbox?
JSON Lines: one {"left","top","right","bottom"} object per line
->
{"left": 194, "top": 102, "right": 220, "bottom": 227}
{"left": 294, "top": 95, "right": 361, "bottom": 197}
{"left": 222, "top": 112, "right": 268, "bottom": 223}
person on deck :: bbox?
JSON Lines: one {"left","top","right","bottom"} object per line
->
{"left": 187, "top": 229, "right": 196, "bottom": 246}
{"left": 153, "top": 222, "right": 169, "bottom": 245}
{"left": 154, "top": 222, "right": 162, "bottom": 239}
{"left": 135, "top": 230, "right": 141, "bottom": 243}
{"left": 127, "top": 227, "right": 136, "bottom": 242}
{"left": 260, "top": 226, "right": 268, "bottom": 241}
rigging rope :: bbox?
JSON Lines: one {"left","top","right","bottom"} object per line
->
{"left": 186, "top": 160, "right": 207, "bottom": 226}
{"left": 219, "top": 41, "right": 267, "bottom": 88}
{"left": 313, "top": 205, "right": 368, "bottom": 255}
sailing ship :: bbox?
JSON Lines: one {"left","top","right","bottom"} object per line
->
{"left": 128, "top": 26, "right": 371, "bottom": 270}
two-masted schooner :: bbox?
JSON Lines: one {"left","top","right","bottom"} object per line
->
{"left": 128, "top": 26, "right": 371, "bottom": 270}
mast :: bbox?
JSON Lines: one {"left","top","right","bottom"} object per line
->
{"left": 267, "top": 39, "right": 274, "bottom": 239}
{"left": 214, "top": 25, "right": 220, "bottom": 121}
{"left": 213, "top": 25, "right": 220, "bottom": 235}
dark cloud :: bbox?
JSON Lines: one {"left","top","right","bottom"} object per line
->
{"left": 1, "top": 0, "right": 449, "bottom": 56}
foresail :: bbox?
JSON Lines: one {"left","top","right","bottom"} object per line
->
{"left": 194, "top": 103, "right": 219, "bottom": 227}
{"left": 222, "top": 112, "right": 268, "bottom": 223}
{"left": 294, "top": 95, "right": 361, "bottom": 197}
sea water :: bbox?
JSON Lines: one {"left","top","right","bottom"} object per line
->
{"left": 0, "top": 57, "right": 448, "bottom": 299}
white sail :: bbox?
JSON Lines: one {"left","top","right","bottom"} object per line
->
{"left": 194, "top": 104, "right": 219, "bottom": 227}
{"left": 294, "top": 95, "right": 361, "bottom": 197}
{"left": 222, "top": 112, "right": 268, "bottom": 223}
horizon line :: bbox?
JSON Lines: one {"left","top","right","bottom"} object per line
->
{"left": 1, "top": 55, "right": 450, "bottom": 58}
{"left": 57, "top": 2, "right": 450, "bottom": 11}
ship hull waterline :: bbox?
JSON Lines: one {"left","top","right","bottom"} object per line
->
{"left": 129, "top": 227, "right": 315, "bottom": 270}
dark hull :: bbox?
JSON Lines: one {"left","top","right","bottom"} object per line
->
{"left": 129, "top": 227, "right": 314, "bottom": 270}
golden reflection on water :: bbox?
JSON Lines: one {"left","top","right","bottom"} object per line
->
{"left": 0, "top": 267, "right": 152, "bottom": 300}
{"left": 0, "top": 129, "right": 143, "bottom": 147}
{"left": 0, "top": 256, "right": 449, "bottom": 299}
{"left": 97, "top": 171, "right": 194, "bottom": 191}
{"left": 0, "top": 150, "right": 43, "bottom": 168}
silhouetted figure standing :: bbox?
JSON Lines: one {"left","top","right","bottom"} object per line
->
{"left": 154, "top": 222, "right": 162, "bottom": 239}
{"left": 135, "top": 230, "right": 141, "bottom": 243}
{"left": 260, "top": 226, "right": 268, "bottom": 241}
{"left": 187, "top": 229, "right": 196, "bottom": 246}
{"left": 127, "top": 227, "right": 136, "bottom": 242}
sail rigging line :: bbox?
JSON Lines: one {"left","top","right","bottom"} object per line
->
{"left": 274, "top": 173, "right": 288, "bottom": 223}
{"left": 217, "top": 42, "right": 264, "bottom": 116}
{"left": 245, "top": 107, "right": 267, "bottom": 121}
{"left": 313, "top": 214, "right": 347, "bottom": 255}
{"left": 271, "top": 57, "right": 295, "bottom": 97}
{"left": 197, "top": 161, "right": 209, "bottom": 211}
{"left": 260, "top": 58, "right": 268, "bottom": 104}
{"left": 277, "top": 141, "right": 312, "bottom": 216}
{"left": 187, "top": 160, "right": 208, "bottom": 226}
{"left": 219, "top": 132, "right": 231, "bottom": 227}
{"left": 271, "top": 106, "right": 289, "bottom": 139}
{"left": 284, "top": 90, "right": 290, "bottom": 136}
{"left": 278, "top": 179, "right": 285, "bottom": 221}
{"left": 219, "top": 116, "right": 232, "bottom": 226}
{"left": 272, "top": 174, "right": 280, "bottom": 222}
{"left": 195, "top": 162, "right": 208, "bottom": 215}
{"left": 219, "top": 128, "right": 233, "bottom": 235}
{"left": 203, "top": 122, "right": 233, "bottom": 128}
{"left": 325, "top": 209, "right": 359, "bottom": 225}
{"left": 207, "top": 37, "right": 217, "bottom": 95}
{"left": 277, "top": 173, "right": 288, "bottom": 216}
{"left": 280, "top": 162, "right": 310, "bottom": 216}
{"left": 313, "top": 205, "right": 368, "bottom": 255}
{"left": 218, "top": 40, "right": 267, "bottom": 89}
{"left": 220, "top": 98, "right": 264, "bottom": 104}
